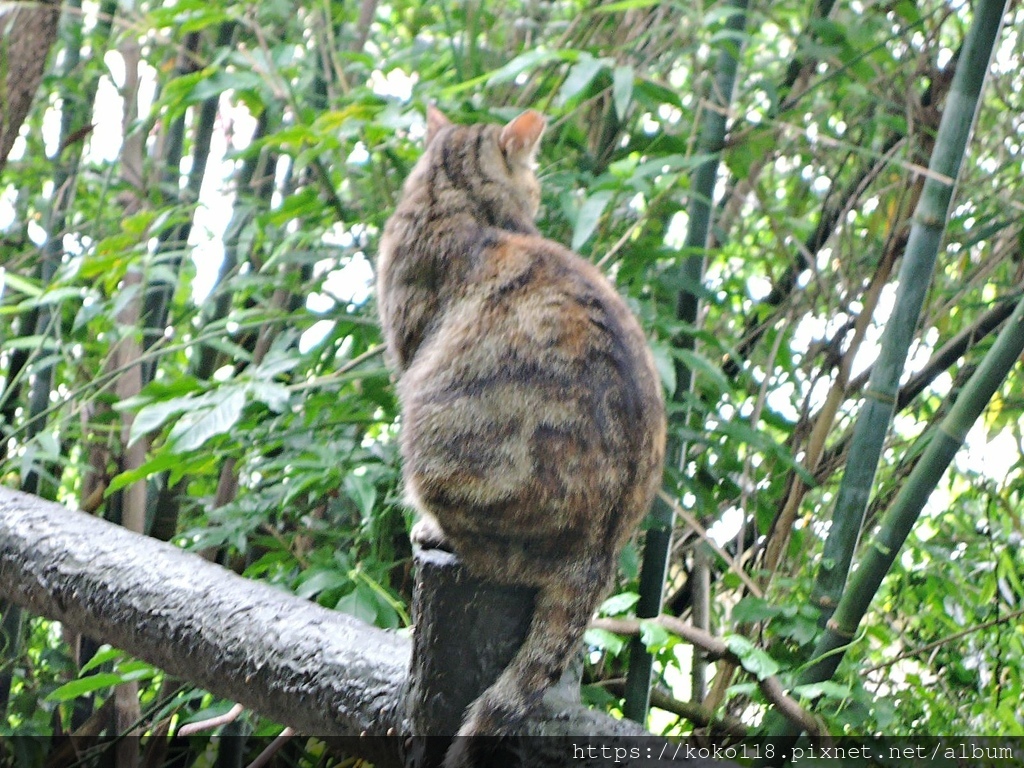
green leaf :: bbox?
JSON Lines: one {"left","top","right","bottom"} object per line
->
{"left": 673, "top": 347, "right": 729, "bottom": 395}
{"left": 612, "top": 65, "right": 634, "bottom": 119}
{"left": 893, "top": 0, "right": 920, "bottom": 22}
{"left": 29, "top": 287, "right": 84, "bottom": 307}
{"left": 345, "top": 474, "right": 377, "bottom": 522}
{"left": 703, "top": 5, "right": 748, "bottom": 27}
{"left": 730, "top": 596, "right": 779, "bottom": 624}
{"left": 46, "top": 660, "right": 158, "bottom": 703}
{"left": 335, "top": 587, "right": 378, "bottom": 624}
{"left": 571, "top": 190, "right": 614, "bottom": 251}
{"left": 599, "top": 591, "right": 639, "bottom": 616}
{"left": 267, "top": 187, "right": 323, "bottom": 226}
{"left": 817, "top": 19, "right": 854, "bottom": 46}
{"left": 47, "top": 673, "right": 124, "bottom": 701}
{"left": 592, "top": 0, "right": 660, "bottom": 12}
{"left": 639, "top": 620, "right": 673, "bottom": 652}
{"left": 178, "top": 6, "right": 233, "bottom": 33}
{"left": 168, "top": 387, "right": 248, "bottom": 452}
{"left": 631, "top": 77, "right": 683, "bottom": 109}
{"left": 295, "top": 569, "right": 350, "bottom": 599}
{"left": 723, "top": 635, "right": 779, "bottom": 680}
{"left": 0, "top": 269, "right": 42, "bottom": 297}
{"left": 558, "top": 55, "right": 607, "bottom": 106}
{"left": 249, "top": 381, "right": 291, "bottom": 413}
{"left": 0, "top": 335, "right": 61, "bottom": 351}
{"left": 584, "top": 628, "right": 626, "bottom": 656}
{"left": 253, "top": 348, "right": 301, "bottom": 379}
{"left": 791, "top": 681, "right": 851, "bottom": 701}
{"left": 79, "top": 646, "right": 121, "bottom": 675}
{"left": 487, "top": 49, "right": 560, "bottom": 87}
{"left": 114, "top": 665, "right": 158, "bottom": 684}
{"left": 128, "top": 396, "right": 195, "bottom": 447}
{"left": 649, "top": 339, "right": 677, "bottom": 397}
{"left": 108, "top": 450, "right": 205, "bottom": 494}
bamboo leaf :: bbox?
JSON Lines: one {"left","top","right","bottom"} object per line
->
{"left": 487, "top": 49, "right": 561, "bottom": 86}
{"left": 0, "top": 269, "right": 42, "bottom": 297}
{"left": 47, "top": 673, "right": 124, "bottom": 702}
{"left": 592, "top": 0, "right": 660, "bottom": 12}
{"left": 558, "top": 54, "right": 608, "bottom": 106}
{"left": 78, "top": 646, "right": 121, "bottom": 674}
{"left": 571, "top": 190, "right": 614, "bottom": 250}
{"left": 648, "top": 340, "right": 677, "bottom": 397}
{"left": 612, "top": 65, "right": 634, "bottom": 119}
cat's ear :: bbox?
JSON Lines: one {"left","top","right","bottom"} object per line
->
{"left": 426, "top": 105, "right": 451, "bottom": 146}
{"left": 500, "top": 110, "right": 545, "bottom": 160}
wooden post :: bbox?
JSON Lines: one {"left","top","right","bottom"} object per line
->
{"left": 404, "top": 548, "right": 536, "bottom": 767}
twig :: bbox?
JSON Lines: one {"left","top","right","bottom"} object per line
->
{"left": 657, "top": 489, "right": 763, "bottom": 598}
{"left": 247, "top": 727, "right": 295, "bottom": 768}
{"left": 600, "top": 678, "right": 748, "bottom": 739}
{"left": 592, "top": 615, "right": 823, "bottom": 739}
{"left": 177, "top": 702, "right": 245, "bottom": 736}
{"left": 864, "top": 607, "right": 1024, "bottom": 675}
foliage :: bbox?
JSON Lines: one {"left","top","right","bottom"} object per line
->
{"left": 1, "top": 0, "right": 1023, "bottom": 759}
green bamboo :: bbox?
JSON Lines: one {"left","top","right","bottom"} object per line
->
{"left": 142, "top": 23, "right": 236, "bottom": 385}
{"left": 193, "top": 109, "right": 271, "bottom": 383}
{"left": 21, "top": 0, "right": 95, "bottom": 494}
{"left": 763, "top": 289, "right": 1024, "bottom": 753}
{"left": 149, "top": 113, "right": 275, "bottom": 544}
{"left": 810, "top": 0, "right": 1008, "bottom": 623}
{"left": 821, "top": 291, "right": 1024, "bottom": 666}
{"left": 760, "top": 0, "right": 1009, "bottom": 752}
{"left": 622, "top": 0, "right": 750, "bottom": 723}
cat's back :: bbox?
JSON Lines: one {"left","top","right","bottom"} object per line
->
{"left": 405, "top": 229, "right": 653, "bottom": 401}
{"left": 399, "top": 229, "right": 664, "bottom": 564}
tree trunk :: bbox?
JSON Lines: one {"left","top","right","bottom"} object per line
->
{"left": 0, "top": 0, "right": 61, "bottom": 174}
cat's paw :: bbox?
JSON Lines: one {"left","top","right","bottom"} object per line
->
{"left": 410, "top": 515, "right": 452, "bottom": 551}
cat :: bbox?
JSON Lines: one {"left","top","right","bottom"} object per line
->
{"left": 376, "top": 106, "right": 666, "bottom": 765}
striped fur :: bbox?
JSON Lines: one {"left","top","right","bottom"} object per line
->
{"left": 377, "top": 108, "right": 666, "bottom": 765}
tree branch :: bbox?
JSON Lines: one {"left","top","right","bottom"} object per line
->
{"left": 0, "top": 487, "right": 729, "bottom": 767}
{"left": 0, "top": 486, "right": 407, "bottom": 765}
{"left": 592, "top": 616, "right": 821, "bottom": 740}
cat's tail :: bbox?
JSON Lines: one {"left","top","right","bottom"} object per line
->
{"left": 442, "top": 553, "right": 612, "bottom": 768}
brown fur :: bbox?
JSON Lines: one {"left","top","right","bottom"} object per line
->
{"left": 377, "top": 108, "right": 666, "bottom": 764}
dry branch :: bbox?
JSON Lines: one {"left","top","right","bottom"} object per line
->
{"left": 591, "top": 616, "right": 821, "bottom": 740}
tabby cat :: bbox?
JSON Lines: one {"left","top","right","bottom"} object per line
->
{"left": 376, "top": 107, "right": 666, "bottom": 764}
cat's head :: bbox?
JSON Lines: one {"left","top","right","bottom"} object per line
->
{"left": 413, "top": 106, "right": 546, "bottom": 228}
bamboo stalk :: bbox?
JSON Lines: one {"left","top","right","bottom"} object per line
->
{"left": 623, "top": 0, "right": 751, "bottom": 723}
{"left": 810, "top": 0, "right": 1009, "bottom": 624}
{"left": 763, "top": 290, "right": 1024, "bottom": 753}
{"left": 759, "top": 0, "right": 1010, "bottom": 753}
{"left": 819, "top": 290, "right": 1024, "bottom": 671}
